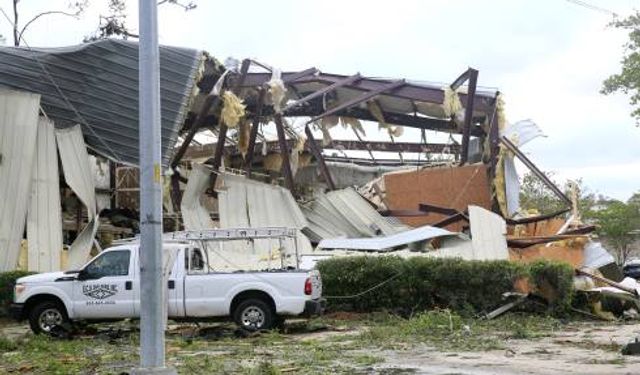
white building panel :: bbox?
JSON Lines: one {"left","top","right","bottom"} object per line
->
{"left": 27, "top": 117, "right": 63, "bottom": 272}
{"left": 0, "top": 89, "right": 40, "bottom": 271}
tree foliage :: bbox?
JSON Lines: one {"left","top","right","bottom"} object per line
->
{"left": 591, "top": 199, "right": 640, "bottom": 264}
{"left": 84, "top": 0, "right": 196, "bottom": 42}
{"left": 10, "top": 0, "right": 88, "bottom": 46}
{"left": 519, "top": 173, "right": 596, "bottom": 216}
{"left": 7, "top": 0, "right": 198, "bottom": 46}
{"left": 602, "top": 11, "right": 640, "bottom": 125}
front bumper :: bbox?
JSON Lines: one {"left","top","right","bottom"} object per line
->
{"left": 8, "top": 303, "right": 24, "bottom": 320}
{"left": 303, "top": 298, "right": 326, "bottom": 317}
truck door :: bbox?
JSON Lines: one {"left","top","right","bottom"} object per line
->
{"left": 72, "top": 249, "right": 136, "bottom": 319}
{"left": 166, "top": 250, "right": 184, "bottom": 318}
{"left": 182, "top": 247, "right": 216, "bottom": 317}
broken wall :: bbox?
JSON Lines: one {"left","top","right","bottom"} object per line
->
{"left": 383, "top": 164, "right": 491, "bottom": 230}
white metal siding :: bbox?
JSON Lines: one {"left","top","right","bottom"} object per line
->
{"left": 0, "top": 89, "right": 41, "bottom": 271}
{"left": 27, "top": 117, "right": 63, "bottom": 272}
{"left": 56, "top": 125, "right": 99, "bottom": 268}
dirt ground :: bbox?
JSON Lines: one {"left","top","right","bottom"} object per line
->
{"left": 379, "top": 322, "right": 640, "bottom": 374}
{"left": 1, "top": 313, "right": 640, "bottom": 374}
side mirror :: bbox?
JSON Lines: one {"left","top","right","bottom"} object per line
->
{"left": 76, "top": 270, "right": 89, "bottom": 281}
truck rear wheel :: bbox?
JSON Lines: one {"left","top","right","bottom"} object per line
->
{"left": 28, "top": 301, "right": 69, "bottom": 335}
{"left": 233, "top": 299, "right": 275, "bottom": 331}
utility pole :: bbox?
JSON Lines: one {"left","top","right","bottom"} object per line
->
{"left": 133, "top": 1, "right": 174, "bottom": 374}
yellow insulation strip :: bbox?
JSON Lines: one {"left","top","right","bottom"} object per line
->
{"left": 319, "top": 116, "right": 339, "bottom": 146}
{"left": 496, "top": 93, "right": 506, "bottom": 131}
{"left": 442, "top": 87, "right": 463, "bottom": 118}
{"left": 341, "top": 116, "right": 366, "bottom": 137}
{"left": 263, "top": 153, "right": 283, "bottom": 172}
{"left": 366, "top": 100, "right": 403, "bottom": 138}
{"left": 289, "top": 133, "right": 306, "bottom": 176}
{"left": 367, "top": 100, "right": 386, "bottom": 126}
{"left": 299, "top": 152, "right": 312, "bottom": 168}
{"left": 494, "top": 148, "right": 509, "bottom": 217}
{"left": 221, "top": 91, "right": 246, "bottom": 128}
{"left": 162, "top": 175, "right": 174, "bottom": 214}
{"left": 238, "top": 119, "right": 251, "bottom": 157}
{"left": 268, "top": 78, "right": 287, "bottom": 113}
{"left": 415, "top": 101, "right": 446, "bottom": 118}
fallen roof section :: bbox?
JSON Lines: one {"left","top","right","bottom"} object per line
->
{"left": 317, "top": 225, "right": 457, "bottom": 251}
{"left": 301, "top": 187, "right": 407, "bottom": 243}
{"left": 0, "top": 39, "right": 204, "bottom": 166}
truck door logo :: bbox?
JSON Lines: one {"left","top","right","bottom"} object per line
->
{"left": 83, "top": 284, "right": 118, "bottom": 300}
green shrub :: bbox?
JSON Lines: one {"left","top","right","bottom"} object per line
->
{"left": 317, "top": 256, "right": 573, "bottom": 317}
{"left": 0, "top": 270, "right": 34, "bottom": 316}
{"left": 528, "top": 260, "right": 574, "bottom": 315}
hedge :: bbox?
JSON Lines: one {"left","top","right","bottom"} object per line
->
{"left": 317, "top": 256, "right": 574, "bottom": 316}
{"left": 0, "top": 271, "right": 34, "bottom": 317}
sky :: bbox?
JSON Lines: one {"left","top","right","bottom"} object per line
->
{"left": 0, "top": 0, "right": 639, "bottom": 200}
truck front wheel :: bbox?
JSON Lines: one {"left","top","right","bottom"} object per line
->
{"left": 233, "top": 299, "right": 275, "bottom": 331}
{"left": 28, "top": 301, "right": 69, "bottom": 335}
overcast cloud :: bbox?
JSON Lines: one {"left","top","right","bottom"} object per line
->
{"left": 1, "top": 0, "right": 638, "bottom": 200}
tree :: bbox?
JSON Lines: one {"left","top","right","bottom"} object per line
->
{"left": 591, "top": 200, "right": 640, "bottom": 265}
{"left": 11, "top": 0, "right": 88, "bottom": 46}
{"left": 519, "top": 173, "right": 596, "bottom": 216}
{"left": 84, "top": 0, "right": 196, "bottom": 41}
{"left": 602, "top": 11, "right": 640, "bottom": 125}
{"left": 628, "top": 190, "right": 640, "bottom": 209}
{"left": 9, "top": 1, "right": 197, "bottom": 46}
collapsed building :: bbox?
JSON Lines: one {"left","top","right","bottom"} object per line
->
{"left": 0, "top": 39, "right": 621, "bottom": 302}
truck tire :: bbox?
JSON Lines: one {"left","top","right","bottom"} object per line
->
{"left": 233, "top": 298, "right": 275, "bottom": 331}
{"left": 28, "top": 301, "right": 69, "bottom": 335}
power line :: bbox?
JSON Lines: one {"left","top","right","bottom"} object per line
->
{"left": 565, "top": 0, "right": 618, "bottom": 17}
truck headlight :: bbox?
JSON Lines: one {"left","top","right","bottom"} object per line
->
{"left": 14, "top": 284, "right": 26, "bottom": 299}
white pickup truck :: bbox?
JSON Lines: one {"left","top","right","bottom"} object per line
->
{"left": 10, "top": 228, "right": 325, "bottom": 334}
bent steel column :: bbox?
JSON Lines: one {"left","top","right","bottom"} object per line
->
{"left": 459, "top": 68, "right": 478, "bottom": 166}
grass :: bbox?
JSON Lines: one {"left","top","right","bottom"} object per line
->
{"left": 353, "top": 310, "right": 563, "bottom": 352}
{"left": 0, "top": 312, "right": 583, "bottom": 374}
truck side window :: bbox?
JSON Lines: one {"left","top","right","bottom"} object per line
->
{"left": 186, "top": 248, "right": 205, "bottom": 273}
{"left": 83, "top": 250, "right": 130, "bottom": 279}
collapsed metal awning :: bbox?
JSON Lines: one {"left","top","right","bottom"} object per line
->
{"left": 317, "top": 225, "right": 458, "bottom": 251}
{"left": 0, "top": 39, "right": 204, "bottom": 166}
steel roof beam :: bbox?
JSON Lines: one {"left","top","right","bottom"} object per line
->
{"left": 283, "top": 73, "right": 362, "bottom": 113}
{"left": 241, "top": 72, "right": 495, "bottom": 112}
{"left": 500, "top": 136, "right": 571, "bottom": 205}
{"left": 307, "top": 80, "right": 406, "bottom": 124}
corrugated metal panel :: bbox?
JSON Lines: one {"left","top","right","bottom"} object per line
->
{"left": 302, "top": 187, "right": 407, "bottom": 242}
{"left": 27, "top": 117, "right": 63, "bottom": 272}
{"left": 217, "top": 174, "right": 312, "bottom": 263}
{"left": 0, "top": 89, "right": 41, "bottom": 271}
{"left": 468, "top": 205, "right": 508, "bottom": 260}
{"left": 56, "top": 125, "right": 100, "bottom": 268}
{"left": 181, "top": 164, "right": 216, "bottom": 230}
{"left": 0, "top": 39, "right": 202, "bottom": 166}
{"left": 317, "top": 225, "right": 457, "bottom": 251}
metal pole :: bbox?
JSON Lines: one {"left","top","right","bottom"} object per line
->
{"left": 136, "top": 1, "right": 172, "bottom": 373}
